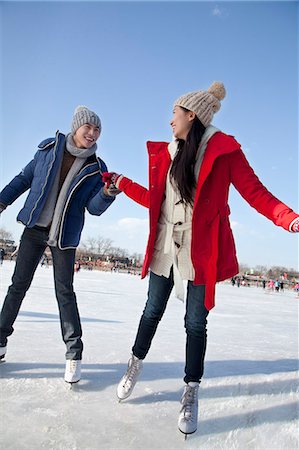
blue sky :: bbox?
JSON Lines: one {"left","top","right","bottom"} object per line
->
{"left": 0, "top": 1, "right": 298, "bottom": 269}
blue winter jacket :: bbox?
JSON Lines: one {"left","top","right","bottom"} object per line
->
{"left": 0, "top": 131, "right": 115, "bottom": 249}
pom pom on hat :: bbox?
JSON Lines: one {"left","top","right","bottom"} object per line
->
{"left": 71, "top": 105, "right": 101, "bottom": 134}
{"left": 207, "top": 81, "right": 226, "bottom": 101}
{"left": 74, "top": 106, "right": 87, "bottom": 115}
{"left": 174, "top": 81, "right": 226, "bottom": 127}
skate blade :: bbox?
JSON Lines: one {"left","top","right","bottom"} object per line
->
{"left": 65, "top": 380, "right": 80, "bottom": 389}
{"left": 178, "top": 428, "right": 197, "bottom": 440}
{"left": 117, "top": 395, "right": 132, "bottom": 403}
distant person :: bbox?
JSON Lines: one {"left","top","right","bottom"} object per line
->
{"left": 0, "top": 248, "right": 5, "bottom": 265}
{"left": 103, "top": 81, "right": 299, "bottom": 436}
{"left": 74, "top": 261, "right": 81, "bottom": 273}
{"left": 0, "top": 106, "right": 120, "bottom": 383}
{"left": 268, "top": 279, "right": 275, "bottom": 291}
{"left": 262, "top": 279, "right": 266, "bottom": 289}
{"left": 274, "top": 279, "right": 280, "bottom": 292}
{"left": 40, "top": 252, "right": 49, "bottom": 268}
{"left": 279, "top": 281, "right": 284, "bottom": 291}
{"left": 10, "top": 246, "right": 18, "bottom": 260}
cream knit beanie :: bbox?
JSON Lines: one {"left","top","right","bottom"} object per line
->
{"left": 71, "top": 106, "right": 102, "bottom": 134}
{"left": 174, "top": 81, "right": 226, "bottom": 127}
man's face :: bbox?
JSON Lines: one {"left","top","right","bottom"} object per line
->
{"left": 73, "top": 124, "right": 100, "bottom": 149}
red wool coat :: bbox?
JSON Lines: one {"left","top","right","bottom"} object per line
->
{"left": 118, "top": 132, "right": 298, "bottom": 310}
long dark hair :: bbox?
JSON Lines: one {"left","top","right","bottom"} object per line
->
{"left": 170, "top": 109, "right": 206, "bottom": 206}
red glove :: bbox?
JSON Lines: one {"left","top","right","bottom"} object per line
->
{"left": 102, "top": 171, "right": 122, "bottom": 196}
{"left": 102, "top": 172, "right": 121, "bottom": 187}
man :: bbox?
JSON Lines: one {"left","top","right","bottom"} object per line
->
{"left": 0, "top": 106, "right": 118, "bottom": 383}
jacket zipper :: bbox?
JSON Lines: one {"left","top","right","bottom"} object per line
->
{"left": 57, "top": 168, "right": 101, "bottom": 249}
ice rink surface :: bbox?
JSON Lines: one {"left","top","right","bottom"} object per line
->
{"left": 0, "top": 261, "right": 298, "bottom": 450}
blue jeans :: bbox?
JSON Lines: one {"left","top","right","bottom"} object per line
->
{"left": 0, "top": 227, "right": 83, "bottom": 360}
{"left": 132, "top": 269, "right": 209, "bottom": 383}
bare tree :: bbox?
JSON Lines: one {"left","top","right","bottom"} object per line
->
{"left": 81, "top": 237, "right": 98, "bottom": 254}
{"left": 0, "top": 227, "right": 13, "bottom": 241}
{"left": 96, "top": 237, "right": 113, "bottom": 256}
{"left": 111, "top": 246, "right": 129, "bottom": 259}
{"left": 267, "top": 265, "right": 289, "bottom": 279}
{"left": 254, "top": 265, "right": 268, "bottom": 275}
{"left": 238, "top": 263, "right": 250, "bottom": 275}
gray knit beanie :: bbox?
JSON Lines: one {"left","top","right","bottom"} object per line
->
{"left": 71, "top": 106, "right": 102, "bottom": 134}
{"left": 174, "top": 81, "right": 226, "bottom": 127}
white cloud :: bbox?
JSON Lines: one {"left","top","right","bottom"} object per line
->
{"left": 212, "top": 5, "right": 222, "bottom": 17}
{"left": 81, "top": 216, "right": 149, "bottom": 255}
{"left": 231, "top": 220, "right": 267, "bottom": 240}
{"left": 100, "top": 217, "right": 149, "bottom": 254}
{"left": 116, "top": 217, "right": 149, "bottom": 239}
{"left": 230, "top": 220, "right": 240, "bottom": 229}
{"left": 212, "top": 5, "right": 229, "bottom": 19}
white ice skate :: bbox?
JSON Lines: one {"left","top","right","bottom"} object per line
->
{"left": 64, "top": 360, "right": 81, "bottom": 383}
{"left": 178, "top": 382, "right": 199, "bottom": 437}
{"left": 117, "top": 354, "right": 143, "bottom": 400}
{"left": 0, "top": 345, "right": 7, "bottom": 360}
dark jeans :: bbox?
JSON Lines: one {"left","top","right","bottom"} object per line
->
{"left": 132, "top": 269, "right": 209, "bottom": 384}
{"left": 0, "top": 227, "right": 83, "bottom": 360}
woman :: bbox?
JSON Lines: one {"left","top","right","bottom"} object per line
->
{"left": 103, "top": 82, "right": 299, "bottom": 436}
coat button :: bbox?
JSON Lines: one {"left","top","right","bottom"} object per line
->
{"left": 174, "top": 242, "right": 180, "bottom": 248}
{"left": 175, "top": 221, "right": 183, "bottom": 225}
{"left": 204, "top": 199, "right": 210, "bottom": 204}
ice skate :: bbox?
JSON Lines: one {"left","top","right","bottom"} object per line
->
{"left": 64, "top": 359, "right": 81, "bottom": 383}
{"left": 0, "top": 344, "right": 6, "bottom": 361}
{"left": 178, "top": 382, "right": 199, "bottom": 438}
{"left": 117, "top": 354, "right": 143, "bottom": 400}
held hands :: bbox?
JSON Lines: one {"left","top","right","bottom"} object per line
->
{"left": 102, "top": 172, "right": 121, "bottom": 187}
{"left": 102, "top": 171, "right": 122, "bottom": 196}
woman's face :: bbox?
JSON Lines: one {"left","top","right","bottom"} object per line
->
{"left": 170, "top": 106, "right": 196, "bottom": 140}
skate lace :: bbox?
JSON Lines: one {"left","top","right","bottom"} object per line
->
{"left": 69, "top": 360, "right": 80, "bottom": 373}
{"left": 124, "top": 357, "right": 141, "bottom": 384}
{"left": 180, "top": 385, "right": 198, "bottom": 420}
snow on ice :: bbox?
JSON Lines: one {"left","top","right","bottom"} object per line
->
{"left": 0, "top": 261, "right": 298, "bottom": 450}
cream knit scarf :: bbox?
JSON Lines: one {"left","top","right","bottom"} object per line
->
{"left": 163, "top": 124, "right": 220, "bottom": 301}
{"left": 47, "top": 134, "right": 97, "bottom": 247}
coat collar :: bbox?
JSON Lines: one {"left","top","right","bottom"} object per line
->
{"left": 146, "top": 130, "right": 239, "bottom": 159}
{"left": 194, "top": 132, "right": 241, "bottom": 207}
{"left": 146, "top": 132, "right": 241, "bottom": 208}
